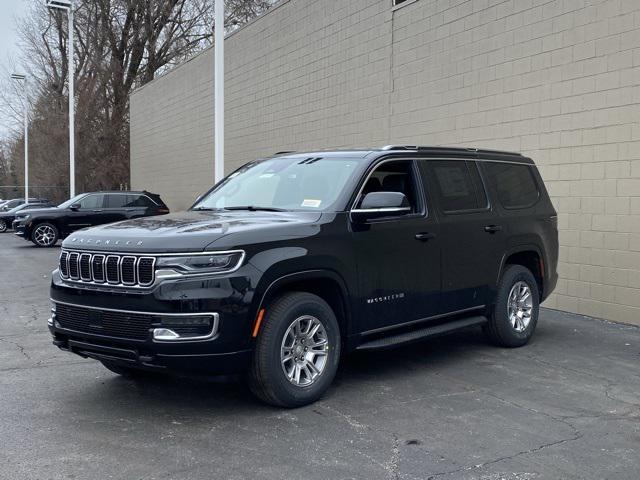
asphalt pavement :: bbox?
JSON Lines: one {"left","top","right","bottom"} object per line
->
{"left": 0, "top": 233, "right": 639, "bottom": 480}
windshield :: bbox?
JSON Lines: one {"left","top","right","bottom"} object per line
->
{"left": 7, "top": 204, "right": 28, "bottom": 214}
{"left": 57, "top": 194, "right": 86, "bottom": 209}
{"left": 192, "top": 156, "right": 363, "bottom": 212}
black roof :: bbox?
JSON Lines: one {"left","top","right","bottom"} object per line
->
{"left": 273, "top": 146, "right": 533, "bottom": 164}
{"left": 82, "top": 190, "right": 160, "bottom": 195}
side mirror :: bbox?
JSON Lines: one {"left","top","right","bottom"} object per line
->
{"left": 351, "top": 191, "right": 412, "bottom": 222}
{"left": 69, "top": 203, "right": 81, "bottom": 211}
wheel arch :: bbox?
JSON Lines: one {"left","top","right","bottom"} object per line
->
{"left": 498, "top": 246, "right": 544, "bottom": 299}
{"left": 254, "top": 270, "right": 352, "bottom": 341}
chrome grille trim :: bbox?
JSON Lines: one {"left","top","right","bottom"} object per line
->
{"left": 79, "top": 253, "right": 92, "bottom": 281}
{"left": 59, "top": 250, "right": 156, "bottom": 289}
{"left": 68, "top": 252, "right": 80, "bottom": 279}
{"left": 106, "top": 255, "right": 121, "bottom": 284}
{"left": 121, "top": 256, "right": 137, "bottom": 285}
{"left": 91, "top": 255, "right": 105, "bottom": 283}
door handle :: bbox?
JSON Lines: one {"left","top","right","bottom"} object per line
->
{"left": 484, "top": 225, "right": 502, "bottom": 233}
{"left": 92, "top": 209, "right": 103, "bottom": 212}
{"left": 415, "top": 232, "right": 436, "bottom": 241}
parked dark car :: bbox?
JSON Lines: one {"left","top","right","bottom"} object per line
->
{"left": 14, "top": 191, "right": 169, "bottom": 247}
{"left": 0, "top": 198, "right": 50, "bottom": 212}
{"left": 48, "top": 146, "right": 558, "bottom": 407}
{"left": 0, "top": 201, "right": 54, "bottom": 232}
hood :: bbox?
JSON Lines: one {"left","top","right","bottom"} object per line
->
{"left": 11, "top": 206, "right": 60, "bottom": 217}
{"left": 62, "top": 210, "right": 325, "bottom": 253}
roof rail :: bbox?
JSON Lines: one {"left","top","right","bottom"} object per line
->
{"left": 274, "top": 151, "right": 296, "bottom": 155}
{"left": 380, "top": 145, "right": 523, "bottom": 156}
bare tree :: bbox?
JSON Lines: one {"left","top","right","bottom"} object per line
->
{"left": 0, "top": 0, "right": 275, "bottom": 201}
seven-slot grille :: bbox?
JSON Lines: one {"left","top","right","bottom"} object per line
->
{"left": 59, "top": 250, "right": 156, "bottom": 287}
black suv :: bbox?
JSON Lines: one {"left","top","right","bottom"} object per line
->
{"left": 48, "top": 147, "right": 558, "bottom": 407}
{"left": 0, "top": 198, "right": 50, "bottom": 212}
{"left": 14, "top": 191, "right": 169, "bottom": 247}
{"left": 0, "top": 201, "right": 54, "bottom": 232}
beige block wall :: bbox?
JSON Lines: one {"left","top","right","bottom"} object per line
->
{"left": 131, "top": 0, "right": 640, "bottom": 325}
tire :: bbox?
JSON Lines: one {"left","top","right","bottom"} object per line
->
{"left": 249, "top": 292, "right": 341, "bottom": 408}
{"left": 484, "top": 264, "right": 539, "bottom": 348}
{"left": 0, "top": 220, "right": 6, "bottom": 233}
{"left": 31, "top": 222, "right": 59, "bottom": 247}
{"left": 100, "top": 360, "right": 148, "bottom": 378}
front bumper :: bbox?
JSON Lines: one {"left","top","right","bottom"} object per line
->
{"left": 13, "top": 221, "right": 28, "bottom": 238}
{"left": 49, "top": 325, "right": 252, "bottom": 376}
{"left": 49, "top": 263, "right": 261, "bottom": 376}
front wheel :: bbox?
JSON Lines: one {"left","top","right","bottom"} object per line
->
{"left": 249, "top": 292, "right": 341, "bottom": 407}
{"left": 484, "top": 265, "right": 539, "bottom": 348}
{"left": 31, "top": 222, "right": 59, "bottom": 247}
{"left": 0, "top": 220, "right": 6, "bottom": 233}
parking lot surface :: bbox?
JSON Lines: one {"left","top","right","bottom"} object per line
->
{"left": 0, "top": 233, "right": 639, "bottom": 480}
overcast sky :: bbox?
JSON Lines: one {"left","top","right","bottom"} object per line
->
{"left": 1, "top": 0, "right": 28, "bottom": 72}
{"left": 0, "top": 0, "right": 29, "bottom": 139}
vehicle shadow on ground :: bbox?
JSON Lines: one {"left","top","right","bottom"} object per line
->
{"left": 64, "top": 323, "right": 557, "bottom": 417}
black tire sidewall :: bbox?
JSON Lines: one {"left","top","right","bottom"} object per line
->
{"left": 490, "top": 265, "right": 539, "bottom": 347}
{"left": 0, "top": 220, "right": 6, "bottom": 232}
{"left": 254, "top": 292, "right": 341, "bottom": 407}
{"left": 31, "top": 222, "right": 59, "bottom": 247}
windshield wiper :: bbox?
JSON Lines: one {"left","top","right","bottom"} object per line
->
{"left": 224, "top": 206, "right": 287, "bottom": 212}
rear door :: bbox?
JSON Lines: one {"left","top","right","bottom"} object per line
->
{"left": 419, "top": 159, "right": 505, "bottom": 313}
{"left": 102, "top": 193, "right": 131, "bottom": 223}
{"left": 352, "top": 159, "right": 441, "bottom": 333}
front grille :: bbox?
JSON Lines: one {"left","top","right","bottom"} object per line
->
{"left": 60, "top": 250, "right": 156, "bottom": 288}
{"left": 79, "top": 254, "right": 91, "bottom": 280}
{"left": 59, "top": 251, "right": 69, "bottom": 277}
{"left": 68, "top": 252, "right": 79, "bottom": 279}
{"left": 54, "top": 303, "right": 154, "bottom": 340}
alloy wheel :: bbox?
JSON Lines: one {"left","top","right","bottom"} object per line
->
{"left": 507, "top": 281, "right": 533, "bottom": 332}
{"left": 0, "top": 220, "right": 6, "bottom": 233}
{"left": 280, "top": 315, "right": 329, "bottom": 387}
{"left": 33, "top": 224, "right": 56, "bottom": 246}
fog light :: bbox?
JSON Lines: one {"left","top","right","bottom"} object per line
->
{"left": 160, "top": 316, "right": 211, "bottom": 326}
{"left": 152, "top": 313, "right": 219, "bottom": 342}
{"left": 153, "top": 328, "right": 181, "bottom": 340}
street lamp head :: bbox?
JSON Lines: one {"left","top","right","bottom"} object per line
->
{"left": 10, "top": 73, "right": 26, "bottom": 81}
{"left": 46, "top": 0, "right": 72, "bottom": 10}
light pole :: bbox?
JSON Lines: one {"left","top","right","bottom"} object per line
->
{"left": 10, "top": 74, "right": 28, "bottom": 204}
{"left": 46, "top": 0, "right": 75, "bottom": 198}
{"left": 214, "top": 0, "right": 224, "bottom": 182}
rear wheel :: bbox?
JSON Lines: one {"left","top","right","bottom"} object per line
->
{"left": 31, "top": 222, "right": 59, "bottom": 247}
{"left": 484, "top": 265, "right": 539, "bottom": 348}
{"left": 0, "top": 220, "right": 6, "bottom": 233}
{"left": 249, "top": 292, "right": 341, "bottom": 407}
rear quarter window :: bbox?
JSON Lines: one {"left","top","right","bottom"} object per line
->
{"left": 483, "top": 162, "right": 539, "bottom": 209}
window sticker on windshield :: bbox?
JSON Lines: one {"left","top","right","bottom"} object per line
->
{"left": 302, "top": 199, "right": 322, "bottom": 208}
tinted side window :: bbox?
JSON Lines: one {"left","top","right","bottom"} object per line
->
{"left": 425, "top": 160, "right": 487, "bottom": 213}
{"left": 357, "top": 160, "right": 421, "bottom": 213}
{"left": 78, "top": 194, "right": 104, "bottom": 209}
{"left": 484, "top": 162, "right": 539, "bottom": 209}
{"left": 125, "top": 195, "right": 155, "bottom": 207}
{"left": 105, "top": 194, "right": 129, "bottom": 208}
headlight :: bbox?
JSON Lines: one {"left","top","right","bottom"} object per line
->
{"left": 155, "top": 250, "right": 245, "bottom": 275}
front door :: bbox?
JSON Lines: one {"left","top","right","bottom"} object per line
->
{"left": 65, "top": 194, "right": 107, "bottom": 232}
{"left": 352, "top": 159, "right": 441, "bottom": 333}
{"left": 419, "top": 159, "right": 505, "bottom": 313}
